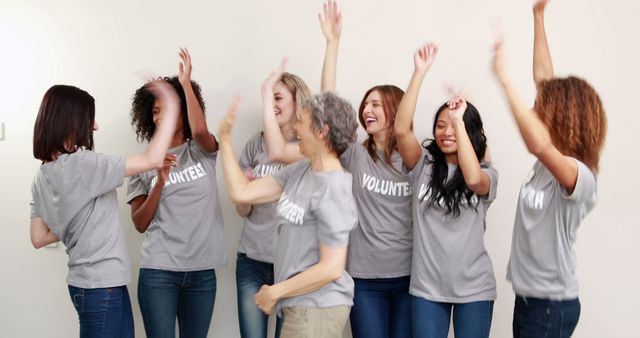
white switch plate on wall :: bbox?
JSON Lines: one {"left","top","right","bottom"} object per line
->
{"left": 0, "top": 122, "right": 4, "bottom": 140}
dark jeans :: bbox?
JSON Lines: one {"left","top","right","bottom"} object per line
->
{"left": 349, "top": 276, "right": 412, "bottom": 338}
{"left": 137, "top": 268, "right": 217, "bottom": 338}
{"left": 411, "top": 296, "right": 494, "bottom": 338}
{"left": 236, "top": 253, "right": 282, "bottom": 338}
{"left": 513, "top": 295, "right": 581, "bottom": 338}
{"left": 67, "top": 285, "right": 134, "bottom": 338}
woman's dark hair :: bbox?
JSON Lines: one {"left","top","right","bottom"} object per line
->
{"left": 130, "top": 76, "right": 205, "bottom": 142}
{"left": 33, "top": 85, "right": 95, "bottom": 162}
{"left": 422, "top": 101, "right": 487, "bottom": 216}
{"left": 358, "top": 85, "right": 405, "bottom": 165}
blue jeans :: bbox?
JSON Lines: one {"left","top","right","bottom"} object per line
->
{"left": 236, "top": 253, "right": 282, "bottom": 338}
{"left": 513, "top": 295, "right": 581, "bottom": 338}
{"left": 350, "top": 276, "right": 411, "bottom": 338}
{"left": 137, "top": 268, "right": 217, "bottom": 338}
{"left": 411, "top": 296, "right": 494, "bottom": 338}
{"left": 67, "top": 285, "right": 134, "bottom": 338}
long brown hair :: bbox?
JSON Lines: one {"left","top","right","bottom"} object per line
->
{"left": 358, "top": 85, "right": 405, "bottom": 165}
{"left": 534, "top": 76, "right": 607, "bottom": 173}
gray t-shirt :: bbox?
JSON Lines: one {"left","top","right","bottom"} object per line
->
{"left": 30, "top": 150, "right": 130, "bottom": 289}
{"left": 341, "top": 143, "right": 413, "bottom": 278}
{"left": 127, "top": 140, "right": 226, "bottom": 271}
{"left": 408, "top": 148, "right": 498, "bottom": 303}
{"left": 272, "top": 160, "right": 357, "bottom": 314}
{"left": 237, "top": 132, "right": 285, "bottom": 263}
{"left": 507, "top": 159, "right": 597, "bottom": 300}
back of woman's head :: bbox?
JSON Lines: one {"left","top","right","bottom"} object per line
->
{"left": 33, "top": 85, "right": 95, "bottom": 162}
{"left": 424, "top": 101, "right": 487, "bottom": 216}
{"left": 131, "top": 76, "right": 206, "bottom": 142}
{"left": 303, "top": 92, "right": 358, "bottom": 156}
{"left": 358, "top": 85, "right": 405, "bottom": 164}
{"left": 534, "top": 76, "right": 607, "bottom": 172}
{"left": 280, "top": 72, "right": 312, "bottom": 116}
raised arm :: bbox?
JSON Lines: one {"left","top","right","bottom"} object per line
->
{"left": 492, "top": 38, "right": 577, "bottom": 192}
{"left": 448, "top": 98, "right": 490, "bottom": 195}
{"left": 394, "top": 43, "right": 438, "bottom": 169}
{"left": 129, "top": 154, "right": 176, "bottom": 233}
{"left": 30, "top": 217, "right": 59, "bottom": 249}
{"left": 261, "top": 61, "right": 305, "bottom": 164}
{"left": 219, "top": 98, "right": 284, "bottom": 204}
{"left": 255, "top": 243, "right": 347, "bottom": 314}
{"left": 179, "top": 48, "right": 218, "bottom": 152}
{"left": 125, "top": 80, "right": 180, "bottom": 176}
{"left": 533, "top": 0, "right": 554, "bottom": 84}
{"left": 319, "top": 0, "right": 342, "bottom": 93}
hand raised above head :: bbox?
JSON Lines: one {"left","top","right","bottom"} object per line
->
{"left": 319, "top": 0, "right": 342, "bottom": 42}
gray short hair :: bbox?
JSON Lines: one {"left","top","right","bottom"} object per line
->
{"left": 302, "top": 92, "right": 357, "bottom": 156}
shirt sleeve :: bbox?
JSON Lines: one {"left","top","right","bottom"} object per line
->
{"left": 406, "top": 147, "right": 429, "bottom": 185}
{"left": 126, "top": 174, "right": 149, "bottom": 204}
{"left": 480, "top": 162, "right": 499, "bottom": 203}
{"left": 273, "top": 161, "right": 303, "bottom": 187}
{"left": 561, "top": 159, "right": 597, "bottom": 206}
{"left": 314, "top": 174, "right": 357, "bottom": 247}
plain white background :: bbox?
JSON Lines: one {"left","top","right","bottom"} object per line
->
{"left": 0, "top": 0, "right": 638, "bottom": 337}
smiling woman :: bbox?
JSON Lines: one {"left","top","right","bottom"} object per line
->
{"left": 217, "top": 90, "right": 358, "bottom": 338}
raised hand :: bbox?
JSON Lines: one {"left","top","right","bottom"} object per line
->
{"left": 533, "top": 0, "right": 549, "bottom": 15}
{"left": 262, "top": 58, "right": 288, "bottom": 93}
{"left": 178, "top": 48, "right": 193, "bottom": 86}
{"left": 218, "top": 97, "right": 242, "bottom": 140}
{"left": 492, "top": 35, "right": 508, "bottom": 84}
{"left": 447, "top": 97, "right": 467, "bottom": 122}
{"left": 157, "top": 153, "right": 177, "bottom": 184}
{"left": 146, "top": 78, "right": 180, "bottom": 115}
{"left": 414, "top": 43, "right": 438, "bottom": 73}
{"left": 319, "top": 0, "right": 342, "bottom": 42}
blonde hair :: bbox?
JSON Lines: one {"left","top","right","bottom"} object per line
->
{"left": 280, "top": 72, "right": 312, "bottom": 118}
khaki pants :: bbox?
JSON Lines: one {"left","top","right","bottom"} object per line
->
{"left": 280, "top": 306, "right": 351, "bottom": 338}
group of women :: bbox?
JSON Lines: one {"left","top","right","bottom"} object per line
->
{"left": 28, "top": 1, "right": 607, "bottom": 338}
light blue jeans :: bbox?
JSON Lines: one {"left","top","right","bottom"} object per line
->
{"left": 236, "top": 253, "right": 282, "bottom": 338}
{"left": 68, "top": 285, "right": 134, "bottom": 338}
{"left": 137, "top": 268, "right": 216, "bottom": 338}
{"left": 411, "top": 296, "right": 494, "bottom": 338}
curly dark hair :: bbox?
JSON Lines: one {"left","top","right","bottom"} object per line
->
{"left": 422, "top": 101, "right": 488, "bottom": 217}
{"left": 130, "top": 76, "right": 206, "bottom": 143}
{"left": 534, "top": 76, "right": 607, "bottom": 173}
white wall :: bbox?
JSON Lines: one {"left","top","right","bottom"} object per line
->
{"left": 1, "top": 0, "right": 638, "bottom": 337}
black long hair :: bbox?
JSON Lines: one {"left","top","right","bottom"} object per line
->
{"left": 422, "top": 101, "right": 487, "bottom": 217}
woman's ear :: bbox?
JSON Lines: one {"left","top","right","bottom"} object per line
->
{"left": 317, "top": 124, "right": 330, "bottom": 139}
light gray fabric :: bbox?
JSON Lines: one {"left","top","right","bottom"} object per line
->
{"left": 507, "top": 159, "right": 597, "bottom": 300}
{"left": 30, "top": 150, "right": 130, "bottom": 288}
{"left": 272, "top": 160, "right": 357, "bottom": 315}
{"left": 408, "top": 148, "right": 498, "bottom": 303}
{"left": 340, "top": 143, "right": 412, "bottom": 278}
{"left": 237, "top": 132, "right": 285, "bottom": 263}
{"left": 126, "top": 140, "right": 226, "bottom": 271}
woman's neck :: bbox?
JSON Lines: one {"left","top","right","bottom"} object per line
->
{"left": 169, "top": 130, "right": 186, "bottom": 148}
{"left": 309, "top": 148, "right": 342, "bottom": 172}
{"left": 372, "top": 129, "right": 389, "bottom": 151}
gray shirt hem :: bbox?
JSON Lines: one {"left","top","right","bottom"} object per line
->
{"left": 409, "top": 288, "right": 497, "bottom": 303}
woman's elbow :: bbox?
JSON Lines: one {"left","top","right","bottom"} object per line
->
{"left": 31, "top": 237, "right": 44, "bottom": 249}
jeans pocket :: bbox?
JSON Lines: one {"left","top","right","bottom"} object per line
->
{"left": 68, "top": 286, "right": 84, "bottom": 313}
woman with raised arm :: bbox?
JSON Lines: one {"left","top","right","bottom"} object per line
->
{"left": 394, "top": 43, "right": 498, "bottom": 338}
{"left": 29, "top": 80, "right": 179, "bottom": 338}
{"left": 218, "top": 91, "right": 358, "bottom": 338}
{"left": 234, "top": 65, "right": 310, "bottom": 338}
{"left": 492, "top": 1, "right": 607, "bottom": 337}
{"left": 264, "top": 3, "right": 413, "bottom": 336}
{"left": 127, "top": 48, "right": 225, "bottom": 338}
